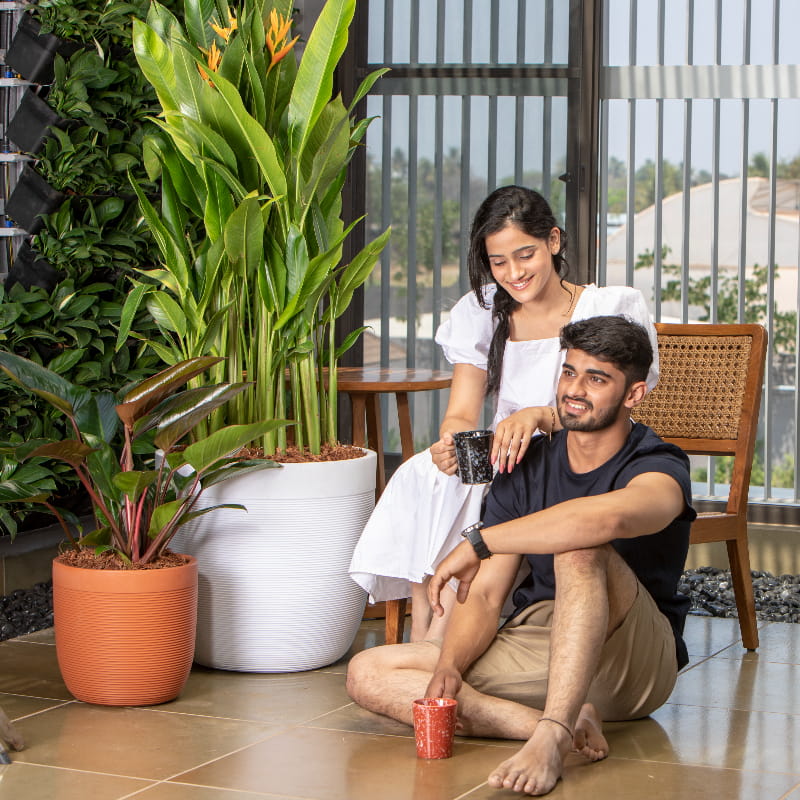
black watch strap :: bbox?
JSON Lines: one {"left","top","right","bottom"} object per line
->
{"left": 461, "top": 521, "right": 492, "bottom": 559}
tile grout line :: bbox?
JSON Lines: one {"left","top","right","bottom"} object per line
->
{"left": 777, "top": 777, "right": 800, "bottom": 800}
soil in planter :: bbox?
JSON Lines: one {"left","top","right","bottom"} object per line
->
{"left": 56, "top": 549, "right": 189, "bottom": 570}
{"left": 241, "top": 442, "right": 368, "bottom": 463}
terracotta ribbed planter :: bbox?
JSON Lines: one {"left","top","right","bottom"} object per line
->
{"left": 52, "top": 555, "right": 198, "bottom": 706}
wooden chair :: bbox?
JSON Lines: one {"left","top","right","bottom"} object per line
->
{"left": 633, "top": 323, "right": 768, "bottom": 651}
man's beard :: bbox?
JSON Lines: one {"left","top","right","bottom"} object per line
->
{"left": 558, "top": 394, "right": 625, "bottom": 432}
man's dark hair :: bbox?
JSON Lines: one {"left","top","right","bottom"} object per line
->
{"left": 559, "top": 316, "right": 653, "bottom": 385}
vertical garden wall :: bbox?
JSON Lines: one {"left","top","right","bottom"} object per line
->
{"left": 0, "top": 0, "right": 169, "bottom": 536}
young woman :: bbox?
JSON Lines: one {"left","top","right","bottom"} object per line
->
{"left": 349, "top": 186, "right": 659, "bottom": 641}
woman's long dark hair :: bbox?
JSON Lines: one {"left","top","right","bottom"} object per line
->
{"left": 467, "top": 186, "right": 569, "bottom": 395}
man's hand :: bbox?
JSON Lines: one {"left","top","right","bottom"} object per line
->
{"left": 425, "top": 666, "right": 462, "bottom": 699}
{"left": 428, "top": 540, "right": 481, "bottom": 614}
{"left": 430, "top": 432, "right": 458, "bottom": 475}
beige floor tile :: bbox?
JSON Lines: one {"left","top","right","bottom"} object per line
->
{"left": 711, "top": 621, "right": 800, "bottom": 665}
{"left": 0, "top": 762, "right": 152, "bottom": 800}
{"left": 681, "top": 615, "right": 747, "bottom": 660}
{"left": 782, "top": 781, "right": 800, "bottom": 799}
{"left": 305, "top": 700, "right": 415, "bottom": 737}
{"left": 11, "top": 702, "right": 277, "bottom": 780}
{"left": 13, "top": 628, "right": 55, "bottom": 645}
{"left": 0, "top": 641, "right": 71, "bottom": 700}
{"left": 162, "top": 666, "right": 354, "bottom": 725}
{"left": 668, "top": 655, "right": 800, "bottom": 715}
{"left": 129, "top": 781, "right": 294, "bottom": 799}
{"left": 459, "top": 757, "right": 800, "bottom": 799}
{"left": 172, "top": 725, "right": 515, "bottom": 800}
{"left": 0, "top": 691, "right": 71, "bottom": 723}
{"left": 610, "top": 707, "right": 800, "bottom": 774}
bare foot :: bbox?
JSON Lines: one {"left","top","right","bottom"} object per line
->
{"left": 572, "top": 703, "right": 608, "bottom": 762}
{"left": 487, "top": 717, "right": 572, "bottom": 796}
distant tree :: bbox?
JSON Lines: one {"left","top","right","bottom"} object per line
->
{"left": 635, "top": 246, "right": 797, "bottom": 353}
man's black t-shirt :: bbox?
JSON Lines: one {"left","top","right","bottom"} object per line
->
{"left": 483, "top": 422, "right": 696, "bottom": 669}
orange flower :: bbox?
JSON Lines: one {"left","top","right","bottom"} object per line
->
{"left": 265, "top": 8, "right": 299, "bottom": 71}
{"left": 197, "top": 41, "right": 222, "bottom": 85}
{"left": 210, "top": 7, "right": 238, "bottom": 41}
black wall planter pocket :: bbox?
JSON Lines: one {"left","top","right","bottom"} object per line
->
{"left": 5, "top": 241, "right": 60, "bottom": 292}
{"left": 5, "top": 165, "right": 66, "bottom": 234}
{"left": 7, "top": 89, "right": 63, "bottom": 154}
{"left": 4, "top": 13, "right": 79, "bottom": 84}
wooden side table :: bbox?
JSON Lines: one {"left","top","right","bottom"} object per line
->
{"left": 337, "top": 367, "right": 452, "bottom": 644}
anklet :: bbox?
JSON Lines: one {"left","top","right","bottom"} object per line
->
{"left": 538, "top": 717, "right": 573, "bottom": 739}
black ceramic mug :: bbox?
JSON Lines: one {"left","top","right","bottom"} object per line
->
{"left": 453, "top": 429, "right": 494, "bottom": 484}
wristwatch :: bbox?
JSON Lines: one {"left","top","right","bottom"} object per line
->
{"left": 461, "top": 521, "right": 492, "bottom": 559}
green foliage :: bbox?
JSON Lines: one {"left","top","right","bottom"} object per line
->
{"left": 692, "top": 451, "right": 795, "bottom": 489}
{"left": 0, "top": 352, "right": 285, "bottom": 562}
{"left": 126, "top": 0, "right": 390, "bottom": 454}
{"left": 0, "top": 0, "right": 177, "bottom": 537}
{"left": 635, "top": 246, "right": 797, "bottom": 353}
{"left": 0, "top": 264, "right": 165, "bottom": 533}
{"left": 28, "top": 0, "right": 153, "bottom": 44}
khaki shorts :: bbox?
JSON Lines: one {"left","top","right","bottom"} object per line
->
{"left": 461, "top": 583, "right": 678, "bottom": 721}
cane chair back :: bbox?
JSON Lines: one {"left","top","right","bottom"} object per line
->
{"left": 633, "top": 323, "right": 768, "bottom": 650}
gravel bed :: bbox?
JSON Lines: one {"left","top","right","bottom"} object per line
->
{"left": 0, "top": 582, "right": 53, "bottom": 641}
{"left": 0, "top": 568, "right": 798, "bottom": 643}
{"left": 681, "top": 567, "right": 800, "bottom": 623}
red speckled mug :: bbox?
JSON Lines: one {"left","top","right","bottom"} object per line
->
{"left": 412, "top": 697, "right": 458, "bottom": 759}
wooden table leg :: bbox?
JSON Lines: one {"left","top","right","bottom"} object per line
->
{"left": 364, "top": 394, "right": 386, "bottom": 497}
{"left": 350, "top": 394, "right": 367, "bottom": 448}
{"left": 384, "top": 598, "right": 407, "bottom": 644}
{"left": 395, "top": 391, "right": 415, "bottom": 462}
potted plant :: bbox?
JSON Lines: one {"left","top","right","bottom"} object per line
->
{"left": 6, "top": 89, "right": 65, "bottom": 155}
{"left": 4, "top": 10, "right": 79, "bottom": 84}
{"left": 0, "top": 351, "right": 284, "bottom": 703}
{"left": 122, "top": 0, "right": 390, "bottom": 671}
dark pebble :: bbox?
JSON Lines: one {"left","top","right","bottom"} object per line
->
{"left": 684, "top": 568, "right": 800, "bottom": 623}
{"left": 0, "top": 581, "right": 53, "bottom": 641}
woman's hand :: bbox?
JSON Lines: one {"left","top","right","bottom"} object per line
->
{"left": 430, "top": 432, "right": 458, "bottom": 475}
{"left": 491, "top": 407, "right": 555, "bottom": 473}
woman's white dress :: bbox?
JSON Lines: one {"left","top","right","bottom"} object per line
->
{"left": 349, "top": 283, "right": 660, "bottom": 604}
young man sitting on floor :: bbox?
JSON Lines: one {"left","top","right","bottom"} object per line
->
{"left": 346, "top": 315, "right": 696, "bottom": 797}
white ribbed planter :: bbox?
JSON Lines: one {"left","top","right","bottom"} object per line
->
{"left": 172, "top": 450, "right": 376, "bottom": 672}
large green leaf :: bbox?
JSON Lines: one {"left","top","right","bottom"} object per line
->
{"left": 117, "top": 356, "right": 225, "bottom": 427}
{"left": 0, "top": 351, "right": 87, "bottom": 418}
{"left": 151, "top": 383, "right": 251, "bottom": 451}
{"left": 212, "top": 74, "right": 287, "bottom": 199}
{"left": 113, "top": 470, "right": 159, "bottom": 501}
{"left": 184, "top": 0, "right": 219, "bottom": 48}
{"left": 182, "top": 421, "right": 287, "bottom": 472}
{"left": 288, "top": 0, "right": 354, "bottom": 161}
{"left": 26, "top": 440, "right": 93, "bottom": 470}
{"left": 0, "top": 481, "right": 51, "bottom": 504}
{"left": 148, "top": 497, "right": 189, "bottom": 538}
{"left": 223, "top": 194, "right": 264, "bottom": 280}
{"left": 332, "top": 226, "right": 392, "bottom": 318}
{"left": 199, "top": 458, "right": 281, "bottom": 488}
{"left": 131, "top": 178, "right": 192, "bottom": 291}
{"left": 146, "top": 293, "right": 189, "bottom": 339}
{"left": 116, "top": 282, "right": 151, "bottom": 351}
{"left": 133, "top": 18, "right": 180, "bottom": 112}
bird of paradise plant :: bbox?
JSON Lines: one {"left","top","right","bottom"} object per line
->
{"left": 122, "top": 0, "right": 390, "bottom": 456}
